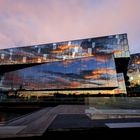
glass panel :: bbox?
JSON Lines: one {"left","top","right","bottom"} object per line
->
{"left": 1, "top": 54, "right": 118, "bottom": 90}
{"left": 0, "top": 33, "right": 129, "bottom": 65}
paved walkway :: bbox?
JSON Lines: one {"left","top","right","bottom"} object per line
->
{"left": 0, "top": 105, "right": 140, "bottom": 138}
{"left": 0, "top": 105, "right": 88, "bottom": 138}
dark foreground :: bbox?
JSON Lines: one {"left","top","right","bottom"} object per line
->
{"left": 0, "top": 105, "right": 140, "bottom": 139}
{"left": 0, "top": 128, "right": 139, "bottom": 140}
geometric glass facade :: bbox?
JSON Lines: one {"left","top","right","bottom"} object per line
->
{"left": 0, "top": 33, "right": 130, "bottom": 95}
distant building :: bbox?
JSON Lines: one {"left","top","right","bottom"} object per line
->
{"left": 127, "top": 53, "right": 140, "bottom": 86}
{"left": 0, "top": 33, "right": 130, "bottom": 96}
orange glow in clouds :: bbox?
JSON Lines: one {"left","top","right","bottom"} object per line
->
{"left": 92, "top": 68, "right": 116, "bottom": 75}
{"left": 69, "top": 82, "right": 80, "bottom": 88}
{"left": 84, "top": 74, "right": 100, "bottom": 79}
{"left": 84, "top": 68, "right": 116, "bottom": 79}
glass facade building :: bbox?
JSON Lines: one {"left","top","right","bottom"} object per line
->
{"left": 127, "top": 53, "right": 140, "bottom": 93}
{"left": 127, "top": 54, "right": 140, "bottom": 85}
{"left": 0, "top": 33, "right": 130, "bottom": 95}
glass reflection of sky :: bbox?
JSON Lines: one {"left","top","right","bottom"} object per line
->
{"left": 114, "top": 73, "right": 127, "bottom": 94}
{"left": 2, "top": 54, "right": 118, "bottom": 90}
{"left": 0, "top": 34, "right": 129, "bottom": 65}
{"left": 19, "top": 55, "right": 113, "bottom": 77}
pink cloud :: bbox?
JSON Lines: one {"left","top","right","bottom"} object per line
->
{"left": 0, "top": 0, "right": 140, "bottom": 54}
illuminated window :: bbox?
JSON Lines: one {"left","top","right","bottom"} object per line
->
{"left": 88, "top": 48, "right": 92, "bottom": 54}
{"left": 130, "top": 76, "right": 134, "bottom": 80}
{"left": 9, "top": 49, "right": 13, "bottom": 55}
{"left": 38, "top": 58, "right": 41, "bottom": 63}
{"left": 1, "top": 54, "right": 5, "bottom": 59}
{"left": 115, "top": 35, "right": 119, "bottom": 39}
{"left": 38, "top": 48, "right": 41, "bottom": 53}
{"left": 43, "top": 54, "right": 47, "bottom": 60}
{"left": 68, "top": 41, "right": 71, "bottom": 46}
{"left": 23, "top": 57, "right": 26, "bottom": 63}
{"left": 53, "top": 43, "right": 56, "bottom": 50}
{"left": 92, "top": 42, "right": 95, "bottom": 48}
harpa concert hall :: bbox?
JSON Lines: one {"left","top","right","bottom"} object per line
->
{"left": 0, "top": 33, "right": 130, "bottom": 98}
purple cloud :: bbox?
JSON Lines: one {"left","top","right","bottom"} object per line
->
{"left": 0, "top": 0, "right": 140, "bottom": 54}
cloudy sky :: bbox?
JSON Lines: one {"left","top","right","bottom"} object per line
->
{"left": 0, "top": 0, "right": 140, "bottom": 54}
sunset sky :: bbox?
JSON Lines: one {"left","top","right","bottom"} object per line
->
{"left": 0, "top": 0, "right": 140, "bottom": 54}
